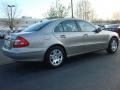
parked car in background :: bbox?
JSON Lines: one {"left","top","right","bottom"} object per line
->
{"left": 2, "top": 19, "right": 119, "bottom": 68}
{"left": 97, "top": 24, "right": 105, "bottom": 30}
{"left": 0, "top": 30, "right": 8, "bottom": 39}
{"left": 0, "top": 29, "right": 24, "bottom": 39}
{"left": 12, "top": 29, "right": 23, "bottom": 33}
{"left": 105, "top": 24, "right": 120, "bottom": 37}
{"left": 0, "top": 31, "right": 4, "bottom": 38}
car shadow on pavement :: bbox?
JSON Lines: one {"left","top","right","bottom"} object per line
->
{"left": 5, "top": 62, "right": 49, "bottom": 74}
{"left": 66, "top": 50, "right": 109, "bottom": 63}
{"left": 0, "top": 50, "right": 111, "bottom": 74}
{"left": 0, "top": 49, "right": 119, "bottom": 86}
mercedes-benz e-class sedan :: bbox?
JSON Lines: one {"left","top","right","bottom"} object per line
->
{"left": 2, "top": 19, "right": 119, "bottom": 68}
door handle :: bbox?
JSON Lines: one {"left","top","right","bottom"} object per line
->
{"left": 83, "top": 34, "right": 88, "bottom": 37}
{"left": 60, "top": 35, "right": 66, "bottom": 38}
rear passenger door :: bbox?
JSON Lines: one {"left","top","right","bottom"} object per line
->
{"left": 54, "top": 20, "right": 84, "bottom": 56}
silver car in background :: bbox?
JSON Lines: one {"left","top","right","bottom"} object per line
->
{"left": 2, "top": 19, "right": 119, "bottom": 68}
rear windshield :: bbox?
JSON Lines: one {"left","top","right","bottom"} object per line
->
{"left": 22, "top": 21, "right": 52, "bottom": 32}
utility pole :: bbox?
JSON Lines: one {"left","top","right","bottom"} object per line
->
{"left": 71, "top": 0, "right": 74, "bottom": 18}
{"left": 8, "top": 5, "right": 15, "bottom": 30}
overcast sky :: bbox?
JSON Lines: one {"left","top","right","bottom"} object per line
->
{"left": 0, "top": 0, "right": 120, "bottom": 19}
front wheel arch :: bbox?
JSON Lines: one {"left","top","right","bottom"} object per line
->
{"left": 111, "top": 36, "right": 119, "bottom": 42}
{"left": 108, "top": 36, "right": 119, "bottom": 47}
{"left": 106, "top": 36, "right": 119, "bottom": 53}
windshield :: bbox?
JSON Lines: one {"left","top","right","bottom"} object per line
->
{"left": 22, "top": 21, "right": 52, "bottom": 32}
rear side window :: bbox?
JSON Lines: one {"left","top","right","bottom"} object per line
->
{"left": 62, "top": 20, "right": 79, "bottom": 32}
{"left": 54, "top": 24, "right": 64, "bottom": 32}
{"left": 22, "top": 21, "right": 52, "bottom": 32}
{"left": 54, "top": 20, "right": 79, "bottom": 32}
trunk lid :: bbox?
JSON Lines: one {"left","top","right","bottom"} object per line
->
{"left": 4, "top": 32, "right": 32, "bottom": 49}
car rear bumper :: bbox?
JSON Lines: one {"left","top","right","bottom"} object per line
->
{"left": 2, "top": 47, "right": 45, "bottom": 61}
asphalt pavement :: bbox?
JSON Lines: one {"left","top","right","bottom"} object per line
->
{"left": 0, "top": 40, "right": 12, "bottom": 65}
{"left": 0, "top": 40, "right": 120, "bottom": 90}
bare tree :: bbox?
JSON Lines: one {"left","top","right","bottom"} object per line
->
{"left": 76, "top": 0, "right": 96, "bottom": 21}
{"left": 47, "top": 5, "right": 58, "bottom": 19}
{"left": 0, "top": 1, "right": 20, "bottom": 30}
{"left": 46, "top": 0, "right": 70, "bottom": 19}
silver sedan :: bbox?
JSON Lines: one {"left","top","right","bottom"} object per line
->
{"left": 2, "top": 19, "right": 119, "bottom": 68}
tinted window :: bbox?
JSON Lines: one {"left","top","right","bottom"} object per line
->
{"left": 54, "top": 24, "right": 64, "bottom": 32}
{"left": 61, "top": 20, "right": 79, "bottom": 32}
{"left": 22, "top": 21, "right": 52, "bottom": 32}
{"left": 77, "top": 21, "right": 96, "bottom": 32}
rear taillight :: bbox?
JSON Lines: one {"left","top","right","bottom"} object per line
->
{"left": 13, "top": 36, "right": 29, "bottom": 48}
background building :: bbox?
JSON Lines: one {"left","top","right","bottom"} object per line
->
{"left": 0, "top": 17, "right": 42, "bottom": 31}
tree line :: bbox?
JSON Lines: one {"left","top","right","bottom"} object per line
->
{"left": 0, "top": 0, "right": 120, "bottom": 30}
{"left": 46, "top": 0, "right": 96, "bottom": 21}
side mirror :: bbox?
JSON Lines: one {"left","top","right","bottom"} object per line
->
{"left": 95, "top": 28, "right": 102, "bottom": 33}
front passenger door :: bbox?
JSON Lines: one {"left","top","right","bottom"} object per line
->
{"left": 76, "top": 20, "right": 108, "bottom": 52}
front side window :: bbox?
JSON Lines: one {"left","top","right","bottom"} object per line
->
{"left": 77, "top": 21, "right": 96, "bottom": 32}
{"left": 61, "top": 20, "right": 79, "bottom": 32}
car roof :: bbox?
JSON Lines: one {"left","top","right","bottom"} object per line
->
{"left": 46, "top": 18, "right": 84, "bottom": 22}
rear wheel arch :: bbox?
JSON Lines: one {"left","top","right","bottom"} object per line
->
{"left": 44, "top": 44, "right": 67, "bottom": 68}
{"left": 47, "top": 44, "right": 66, "bottom": 56}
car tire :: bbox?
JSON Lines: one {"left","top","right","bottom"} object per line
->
{"left": 44, "top": 46, "right": 66, "bottom": 68}
{"left": 106, "top": 37, "right": 119, "bottom": 54}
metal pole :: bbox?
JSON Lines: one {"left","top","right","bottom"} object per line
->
{"left": 11, "top": 6, "right": 13, "bottom": 30}
{"left": 8, "top": 5, "right": 15, "bottom": 30}
{"left": 71, "top": 0, "right": 74, "bottom": 18}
